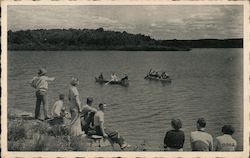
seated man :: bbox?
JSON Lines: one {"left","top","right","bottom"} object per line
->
{"left": 81, "top": 97, "right": 97, "bottom": 134}
{"left": 51, "top": 94, "right": 66, "bottom": 118}
{"left": 94, "top": 103, "right": 130, "bottom": 150}
{"left": 190, "top": 118, "right": 213, "bottom": 151}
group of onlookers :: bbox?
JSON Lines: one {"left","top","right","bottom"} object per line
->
{"left": 31, "top": 68, "right": 237, "bottom": 151}
{"left": 164, "top": 118, "right": 237, "bottom": 151}
{"left": 31, "top": 68, "right": 130, "bottom": 150}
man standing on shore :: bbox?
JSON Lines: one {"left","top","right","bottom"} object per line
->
{"left": 31, "top": 68, "right": 55, "bottom": 120}
{"left": 190, "top": 118, "right": 213, "bottom": 151}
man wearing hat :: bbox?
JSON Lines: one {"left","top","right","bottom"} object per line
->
{"left": 31, "top": 68, "right": 55, "bottom": 120}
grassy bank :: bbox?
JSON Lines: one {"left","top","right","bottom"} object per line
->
{"left": 7, "top": 114, "right": 153, "bottom": 151}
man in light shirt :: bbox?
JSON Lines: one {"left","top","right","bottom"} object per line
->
{"left": 190, "top": 118, "right": 213, "bottom": 151}
{"left": 51, "top": 94, "right": 65, "bottom": 117}
{"left": 94, "top": 103, "right": 130, "bottom": 150}
{"left": 31, "top": 68, "right": 55, "bottom": 120}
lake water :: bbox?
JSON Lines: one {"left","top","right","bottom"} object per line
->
{"left": 7, "top": 49, "right": 243, "bottom": 151}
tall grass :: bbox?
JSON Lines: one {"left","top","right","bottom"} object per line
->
{"left": 8, "top": 116, "right": 148, "bottom": 151}
{"left": 8, "top": 117, "right": 88, "bottom": 151}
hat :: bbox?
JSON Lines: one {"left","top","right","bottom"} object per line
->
{"left": 38, "top": 68, "right": 47, "bottom": 76}
{"left": 70, "top": 77, "right": 79, "bottom": 86}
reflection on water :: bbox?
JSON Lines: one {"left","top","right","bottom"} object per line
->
{"left": 8, "top": 49, "right": 243, "bottom": 150}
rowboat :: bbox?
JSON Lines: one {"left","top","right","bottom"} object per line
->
{"left": 144, "top": 75, "right": 172, "bottom": 83}
{"left": 95, "top": 77, "right": 129, "bottom": 86}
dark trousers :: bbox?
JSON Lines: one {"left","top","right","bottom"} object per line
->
{"left": 35, "top": 90, "right": 48, "bottom": 119}
{"left": 82, "top": 112, "right": 95, "bottom": 134}
{"left": 95, "top": 126, "right": 125, "bottom": 147}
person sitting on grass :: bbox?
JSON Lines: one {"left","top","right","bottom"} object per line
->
{"left": 94, "top": 103, "right": 130, "bottom": 150}
{"left": 164, "top": 119, "right": 185, "bottom": 151}
{"left": 215, "top": 125, "right": 237, "bottom": 151}
{"left": 51, "top": 94, "right": 66, "bottom": 118}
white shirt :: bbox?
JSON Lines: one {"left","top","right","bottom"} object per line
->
{"left": 94, "top": 110, "right": 104, "bottom": 127}
{"left": 111, "top": 74, "right": 119, "bottom": 81}
{"left": 51, "top": 100, "right": 64, "bottom": 117}
{"left": 31, "top": 75, "right": 54, "bottom": 91}
{"left": 216, "top": 134, "right": 237, "bottom": 151}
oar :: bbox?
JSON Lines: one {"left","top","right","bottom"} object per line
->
{"left": 148, "top": 69, "right": 152, "bottom": 75}
{"left": 145, "top": 69, "right": 152, "bottom": 78}
{"left": 104, "top": 80, "right": 112, "bottom": 85}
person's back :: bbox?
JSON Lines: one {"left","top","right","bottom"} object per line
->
{"left": 31, "top": 68, "right": 55, "bottom": 120}
{"left": 215, "top": 125, "right": 237, "bottom": 151}
{"left": 190, "top": 118, "right": 213, "bottom": 151}
{"left": 164, "top": 119, "right": 185, "bottom": 151}
{"left": 190, "top": 130, "right": 213, "bottom": 151}
{"left": 216, "top": 134, "right": 237, "bottom": 151}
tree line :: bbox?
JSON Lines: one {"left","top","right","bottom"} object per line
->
{"left": 8, "top": 28, "right": 243, "bottom": 51}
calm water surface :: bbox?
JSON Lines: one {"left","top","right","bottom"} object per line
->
{"left": 8, "top": 49, "right": 243, "bottom": 151}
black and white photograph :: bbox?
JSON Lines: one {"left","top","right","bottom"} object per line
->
{"left": 1, "top": 0, "right": 249, "bottom": 157}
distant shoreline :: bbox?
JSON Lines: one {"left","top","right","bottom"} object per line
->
{"left": 8, "top": 28, "right": 243, "bottom": 51}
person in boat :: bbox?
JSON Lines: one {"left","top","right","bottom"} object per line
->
{"left": 51, "top": 94, "right": 66, "bottom": 118}
{"left": 121, "top": 74, "right": 128, "bottom": 81}
{"left": 148, "top": 70, "right": 156, "bottom": 77}
{"left": 190, "top": 118, "right": 213, "bottom": 151}
{"left": 111, "top": 73, "right": 119, "bottom": 81}
{"left": 94, "top": 103, "right": 131, "bottom": 150}
{"left": 98, "top": 73, "right": 104, "bottom": 80}
{"left": 31, "top": 68, "right": 55, "bottom": 120}
{"left": 161, "top": 72, "right": 169, "bottom": 79}
{"left": 164, "top": 119, "right": 185, "bottom": 151}
{"left": 155, "top": 71, "right": 161, "bottom": 78}
{"left": 215, "top": 125, "right": 237, "bottom": 151}
{"left": 81, "top": 97, "right": 97, "bottom": 134}
{"left": 68, "top": 77, "right": 85, "bottom": 137}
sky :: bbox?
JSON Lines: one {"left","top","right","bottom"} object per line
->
{"left": 7, "top": 5, "right": 243, "bottom": 40}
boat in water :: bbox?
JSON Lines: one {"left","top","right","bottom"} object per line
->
{"left": 144, "top": 75, "right": 172, "bottom": 83}
{"left": 95, "top": 77, "right": 129, "bottom": 87}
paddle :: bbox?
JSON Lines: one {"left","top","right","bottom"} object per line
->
{"left": 104, "top": 80, "right": 112, "bottom": 85}
{"left": 148, "top": 69, "right": 152, "bottom": 75}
